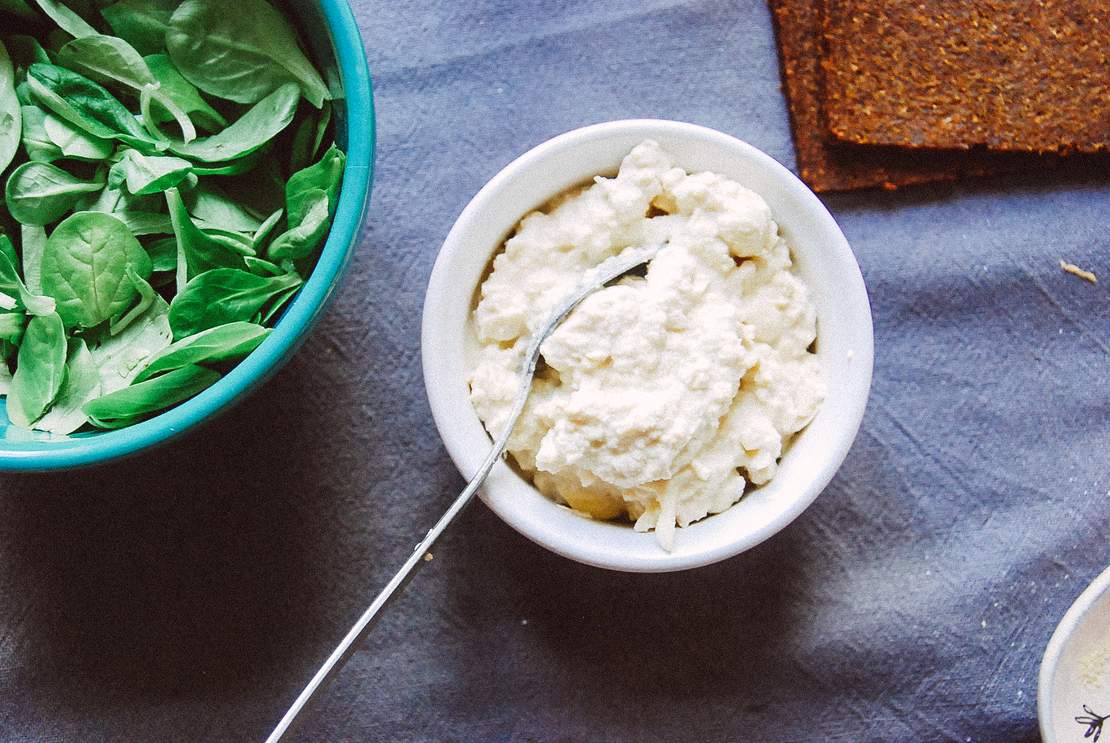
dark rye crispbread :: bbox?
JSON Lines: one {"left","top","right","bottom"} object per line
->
{"left": 768, "top": 0, "right": 1039, "bottom": 191}
{"left": 820, "top": 0, "right": 1110, "bottom": 154}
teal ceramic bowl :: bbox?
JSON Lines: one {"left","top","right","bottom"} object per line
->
{"left": 0, "top": 0, "right": 375, "bottom": 471}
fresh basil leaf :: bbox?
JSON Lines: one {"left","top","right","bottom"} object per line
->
{"left": 7, "top": 311, "right": 65, "bottom": 427}
{"left": 168, "top": 82, "right": 299, "bottom": 163}
{"left": 34, "top": 336, "right": 99, "bottom": 433}
{"left": 109, "top": 149, "right": 191, "bottom": 195}
{"left": 0, "top": 40, "right": 21, "bottom": 177}
{"left": 286, "top": 143, "right": 343, "bottom": 226}
{"left": 143, "top": 53, "right": 225, "bottom": 132}
{"left": 89, "top": 291, "right": 169, "bottom": 394}
{"left": 27, "top": 63, "right": 159, "bottom": 151}
{"left": 134, "top": 320, "right": 269, "bottom": 382}
{"left": 99, "top": 0, "right": 177, "bottom": 56}
{"left": 40, "top": 210, "right": 152, "bottom": 328}
{"left": 4, "top": 161, "right": 103, "bottom": 224}
{"left": 168, "top": 267, "right": 301, "bottom": 340}
{"left": 267, "top": 187, "right": 328, "bottom": 261}
{"left": 166, "top": 0, "right": 329, "bottom": 108}
{"left": 84, "top": 362, "right": 219, "bottom": 428}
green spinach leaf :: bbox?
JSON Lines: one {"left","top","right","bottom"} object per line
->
{"left": 55, "top": 35, "right": 197, "bottom": 144}
{"left": 33, "top": 0, "right": 99, "bottom": 39}
{"left": 286, "top": 143, "right": 344, "bottom": 226}
{"left": 190, "top": 152, "right": 263, "bottom": 177}
{"left": 4, "top": 161, "right": 104, "bottom": 224}
{"left": 108, "top": 263, "right": 153, "bottom": 335}
{"left": 143, "top": 53, "right": 225, "bottom": 132}
{"left": 0, "top": 310, "right": 27, "bottom": 344}
{"left": 27, "top": 63, "right": 159, "bottom": 151}
{"left": 108, "top": 210, "right": 171, "bottom": 235}
{"left": 0, "top": 40, "right": 21, "bottom": 177}
{"left": 0, "top": 233, "right": 56, "bottom": 316}
{"left": 165, "top": 186, "right": 249, "bottom": 280}
{"left": 134, "top": 320, "right": 269, "bottom": 382}
{"left": 257, "top": 279, "right": 299, "bottom": 325}
{"left": 168, "top": 267, "right": 301, "bottom": 340}
{"left": 20, "top": 223, "right": 46, "bottom": 294}
{"left": 99, "top": 0, "right": 177, "bottom": 56}
{"left": 109, "top": 148, "right": 191, "bottom": 195}
{"left": 250, "top": 207, "right": 283, "bottom": 253}
{"left": 89, "top": 291, "right": 169, "bottom": 394}
{"left": 268, "top": 187, "right": 328, "bottom": 261}
{"left": 183, "top": 182, "right": 261, "bottom": 232}
{"left": 168, "top": 82, "right": 299, "bottom": 163}
{"left": 144, "top": 235, "right": 175, "bottom": 271}
{"left": 43, "top": 110, "right": 114, "bottom": 159}
{"left": 84, "top": 362, "right": 219, "bottom": 428}
{"left": 166, "top": 0, "right": 329, "bottom": 108}
{"left": 19, "top": 105, "right": 62, "bottom": 161}
{"left": 40, "top": 210, "right": 152, "bottom": 328}
{"left": 57, "top": 33, "right": 157, "bottom": 90}
{"left": 34, "top": 336, "right": 99, "bottom": 433}
{"left": 242, "top": 255, "right": 282, "bottom": 276}
{"left": 7, "top": 311, "right": 65, "bottom": 426}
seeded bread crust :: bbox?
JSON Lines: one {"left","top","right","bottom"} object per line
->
{"left": 820, "top": 0, "right": 1110, "bottom": 153}
{"left": 768, "top": 0, "right": 1038, "bottom": 191}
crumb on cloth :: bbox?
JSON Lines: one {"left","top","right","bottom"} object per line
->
{"left": 423, "top": 552, "right": 434, "bottom": 562}
{"left": 1060, "top": 260, "right": 1098, "bottom": 283}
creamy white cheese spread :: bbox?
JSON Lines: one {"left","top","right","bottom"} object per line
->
{"left": 469, "top": 140, "right": 825, "bottom": 550}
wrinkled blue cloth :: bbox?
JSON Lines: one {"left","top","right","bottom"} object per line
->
{"left": 1, "top": 1, "right": 1107, "bottom": 741}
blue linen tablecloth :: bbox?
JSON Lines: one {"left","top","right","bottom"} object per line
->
{"left": 1, "top": 1, "right": 1107, "bottom": 741}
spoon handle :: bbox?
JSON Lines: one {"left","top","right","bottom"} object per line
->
{"left": 264, "top": 244, "right": 661, "bottom": 742}
{"left": 264, "top": 425, "right": 512, "bottom": 743}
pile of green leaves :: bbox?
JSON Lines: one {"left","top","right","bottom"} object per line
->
{"left": 0, "top": 0, "right": 345, "bottom": 433}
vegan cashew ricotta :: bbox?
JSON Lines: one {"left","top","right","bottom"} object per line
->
{"left": 468, "top": 141, "right": 825, "bottom": 550}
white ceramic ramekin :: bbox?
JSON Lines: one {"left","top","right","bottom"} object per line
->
{"left": 1039, "top": 565, "right": 1110, "bottom": 743}
{"left": 421, "top": 119, "right": 873, "bottom": 572}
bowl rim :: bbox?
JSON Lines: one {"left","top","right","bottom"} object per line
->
{"left": 422, "top": 119, "right": 873, "bottom": 572}
{"left": 0, "top": 0, "right": 376, "bottom": 472}
{"left": 1038, "top": 564, "right": 1110, "bottom": 743}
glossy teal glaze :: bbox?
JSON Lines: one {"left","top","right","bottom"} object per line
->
{"left": 0, "top": 0, "right": 375, "bottom": 471}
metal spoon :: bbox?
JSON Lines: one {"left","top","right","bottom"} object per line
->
{"left": 264, "top": 243, "right": 661, "bottom": 742}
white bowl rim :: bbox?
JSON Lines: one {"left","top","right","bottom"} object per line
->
{"left": 421, "top": 119, "right": 874, "bottom": 572}
{"left": 1038, "top": 564, "right": 1110, "bottom": 743}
